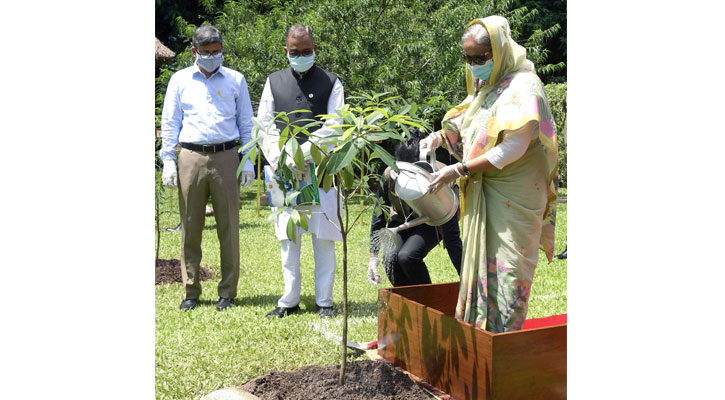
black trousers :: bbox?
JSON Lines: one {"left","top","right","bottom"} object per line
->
{"left": 386, "top": 211, "right": 462, "bottom": 287}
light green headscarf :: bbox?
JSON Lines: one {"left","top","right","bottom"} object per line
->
{"left": 443, "top": 16, "right": 535, "bottom": 155}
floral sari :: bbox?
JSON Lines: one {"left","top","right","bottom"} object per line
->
{"left": 441, "top": 16, "right": 558, "bottom": 332}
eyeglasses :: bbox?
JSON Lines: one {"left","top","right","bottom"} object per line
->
{"left": 197, "top": 50, "right": 222, "bottom": 57}
{"left": 288, "top": 49, "right": 314, "bottom": 58}
{"left": 460, "top": 51, "right": 490, "bottom": 65}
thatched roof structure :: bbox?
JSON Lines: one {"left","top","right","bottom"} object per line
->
{"left": 155, "top": 37, "right": 175, "bottom": 62}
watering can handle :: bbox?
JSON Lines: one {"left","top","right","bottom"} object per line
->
{"left": 419, "top": 150, "right": 437, "bottom": 172}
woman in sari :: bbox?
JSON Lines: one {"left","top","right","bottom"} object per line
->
{"left": 420, "top": 16, "right": 558, "bottom": 333}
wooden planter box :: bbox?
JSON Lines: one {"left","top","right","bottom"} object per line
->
{"left": 377, "top": 282, "right": 566, "bottom": 400}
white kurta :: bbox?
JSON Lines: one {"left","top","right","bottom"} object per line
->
{"left": 271, "top": 187, "right": 342, "bottom": 241}
{"left": 257, "top": 75, "right": 345, "bottom": 242}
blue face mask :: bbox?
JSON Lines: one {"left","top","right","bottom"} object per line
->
{"left": 288, "top": 52, "right": 315, "bottom": 73}
{"left": 196, "top": 53, "right": 223, "bottom": 73}
{"left": 468, "top": 59, "right": 493, "bottom": 81}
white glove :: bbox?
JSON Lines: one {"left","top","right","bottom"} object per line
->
{"left": 428, "top": 163, "right": 460, "bottom": 193}
{"left": 162, "top": 160, "right": 178, "bottom": 188}
{"left": 240, "top": 170, "right": 254, "bottom": 187}
{"left": 419, "top": 132, "right": 441, "bottom": 156}
{"left": 367, "top": 256, "right": 381, "bottom": 285}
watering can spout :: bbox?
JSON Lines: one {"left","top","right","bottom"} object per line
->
{"left": 389, "top": 216, "right": 430, "bottom": 234}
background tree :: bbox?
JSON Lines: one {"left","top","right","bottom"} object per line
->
{"left": 156, "top": 0, "right": 567, "bottom": 120}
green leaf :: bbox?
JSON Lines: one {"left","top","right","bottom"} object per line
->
{"left": 298, "top": 212, "right": 308, "bottom": 231}
{"left": 341, "top": 165, "right": 354, "bottom": 189}
{"left": 279, "top": 125, "right": 289, "bottom": 150}
{"left": 310, "top": 144, "right": 322, "bottom": 165}
{"left": 365, "top": 112, "right": 384, "bottom": 125}
{"left": 399, "top": 104, "right": 411, "bottom": 115}
{"left": 341, "top": 126, "right": 357, "bottom": 141}
{"left": 285, "top": 138, "right": 299, "bottom": 161}
{"left": 300, "top": 121, "right": 324, "bottom": 131}
{"left": 365, "top": 131, "right": 402, "bottom": 141}
{"left": 318, "top": 113, "right": 342, "bottom": 120}
{"left": 240, "top": 135, "right": 260, "bottom": 152}
{"left": 323, "top": 173, "right": 333, "bottom": 192}
{"left": 286, "top": 218, "right": 297, "bottom": 244}
{"left": 267, "top": 208, "right": 284, "bottom": 223}
{"left": 285, "top": 191, "right": 300, "bottom": 206}
{"left": 327, "top": 141, "right": 358, "bottom": 175}
{"left": 316, "top": 156, "right": 329, "bottom": 176}
{"left": 381, "top": 95, "right": 401, "bottom": 103}
{"left": 237, "top": 146, "right": 256, "bottom": 178}
{"left": 343, "top": 112, "right": 358, "bottom": 125}
{"left": 400, "top": 124, "right": 411, "bottom": 138}
{"left": 293, "top": 144, "right": 305, "bottom": 170}
{"left": 370, "top": 142, "right": 398, "bottom": 173}
{"left": 252, "top": 116, "right": 266, "bottom": 128}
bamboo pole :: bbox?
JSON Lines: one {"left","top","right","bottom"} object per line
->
{"left": 256, "top": 146, "right": 262, "bottom": 217}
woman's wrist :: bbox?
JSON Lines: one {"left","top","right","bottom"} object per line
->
{"left": 454, "top": 163, "right": 465, "bottom": 178}
{"left": 461, "top": 160, "right": 471, "bottom": 176}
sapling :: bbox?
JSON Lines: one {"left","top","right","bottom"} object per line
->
{"left": 240, "top": 91, "right": 430, "bottom": 385}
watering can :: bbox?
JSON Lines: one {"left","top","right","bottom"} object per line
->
{"left": 387, "top": 151, "right": 459, "bottom": 236}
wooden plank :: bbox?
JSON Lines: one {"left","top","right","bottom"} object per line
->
{"left": 385, "top": 282, "right": 459, "bottom": 317}
{"left": 378, "top": 283, "right": 567, "bottom": 400}
{"left": 491, "top": 326, "right": 567, "bottom": 399}
{"left": 378, "top": 286, "right": 494, "bottom": 399}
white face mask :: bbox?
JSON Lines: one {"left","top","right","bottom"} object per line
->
{"left": 288, "top": 52, "right": 315, "bottom": 73}
{"left": 196, "top": 53, "right": 223, "bottom": 73}
{"left": 468, "top": 58, "right": 493, "bottom": 81}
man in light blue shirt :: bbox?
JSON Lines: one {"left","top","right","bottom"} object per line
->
{"left": 160, "top": 25, "right": 255, "bottom": 311}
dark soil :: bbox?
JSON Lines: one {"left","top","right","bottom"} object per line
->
{"left": 240, "top": 360, "right": 434, "bottom": 400}
{"left": 155, "top": 259, "right": 212, "bottom": 285}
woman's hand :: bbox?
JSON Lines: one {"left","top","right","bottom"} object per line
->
{"left": 428, "top": 163, "right": 462, "bottom": 193}
{"left": 419, "top": 132, "right": 441, "bottom": 156}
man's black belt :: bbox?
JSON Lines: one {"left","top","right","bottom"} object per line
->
{"left": 181, "top": 140, "right": 238, "bottom": 153}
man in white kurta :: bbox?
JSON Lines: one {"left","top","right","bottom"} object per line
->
{"left": 257, "top": 24, "right": 343, "bottom": 318}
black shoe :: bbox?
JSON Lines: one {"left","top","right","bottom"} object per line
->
{"left": 216, "top": 297, "right": 234, "bottom": 311}
{"left": 166, "top": 222, "right": 182, "bottom": 232}
{"left": 317, "top": 305, "right": 335, "bottom": 318}
{"left": 179, "top": 298, "right": 197, "bottom": 311}
{"left": 265, "top": 305, "right": 300, "bottom": 318}
{"left": 556, "top": 246, "right": 567, "bottom": 259}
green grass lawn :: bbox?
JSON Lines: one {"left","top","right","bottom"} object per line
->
{"left": 155, "top": 180, "right": 567, "bottom": 400}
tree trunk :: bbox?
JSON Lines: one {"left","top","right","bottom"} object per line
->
{"left": 155, "top": 181, "right": 161, "bottom": 263}
{"left": 337, "top": 178, "right": 348, "bottom": 386}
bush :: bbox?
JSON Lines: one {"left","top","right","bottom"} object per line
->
{"left": 544, "top": 82, "right": 566, "bottom": 188}
{"left": 156, "top": 0, "right": 565, "bottom": 128}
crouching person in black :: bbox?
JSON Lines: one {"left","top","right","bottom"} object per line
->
{"left": 367, "top": 131, "right": 462, "bottom": 286}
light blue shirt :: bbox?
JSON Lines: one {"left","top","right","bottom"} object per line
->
{"left": 160, "top": 65, "right": 254, "bottom": 170}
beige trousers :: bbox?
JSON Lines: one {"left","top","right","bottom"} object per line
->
{"left": 177, "top": 147, "right": 240, "bottom": 299}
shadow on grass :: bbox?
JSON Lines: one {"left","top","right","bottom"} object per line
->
{"left": 199, "top": 215, "right": 270, "bottom": 230}
{"left": 238, "top": 294, "right": 379, "bottom": 318}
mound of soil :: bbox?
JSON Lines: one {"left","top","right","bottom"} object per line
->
{"left": 240, "top": 360, "right": 433, "bottom": 400}
{"left": 155, "top": 259, "right": 212, "bottom": 285}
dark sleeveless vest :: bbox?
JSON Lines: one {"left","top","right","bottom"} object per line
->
{"left": 268, "top": 65, "right": 338, "bottom": 143}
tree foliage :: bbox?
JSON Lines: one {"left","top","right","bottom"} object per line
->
{"left": 157, "top": 0, "right": 566, "bottom": 126}
{"left": 239, "top": 92, "right": 427, "bottom": 384}
{"left": 544, "top": 82, "right": 567, "bottom": 187}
